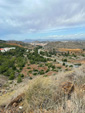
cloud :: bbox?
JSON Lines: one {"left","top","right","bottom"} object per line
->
{"left": 46, "top": 33, "right": 85, "bottom": 40}
{"left": 0, "top": 0, "right": 85, "bottom": 39}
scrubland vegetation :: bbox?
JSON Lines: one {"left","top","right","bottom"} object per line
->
{"left": 1, "top": 64, "right": 84, "bottom": 113}
{"left": 23, "top": 65, "right": 85, "bottom": 113}
{"left": 0, "top": 41, "right": 85, "bottom": 113}
{"left": 0, "top": 44, "right": 26, "bottom": 80}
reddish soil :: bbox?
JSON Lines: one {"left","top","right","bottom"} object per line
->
{"left": 58, "top": 48, "right": 83, "bottom": 53}
{"left": 21, "top": 63, "right": 48, "bottom": 76}
{"left": 46, "top": 71, "right": 57, "bottom": 76}
{"left": 6, "top": 43, "right": 23, "bottom": 47}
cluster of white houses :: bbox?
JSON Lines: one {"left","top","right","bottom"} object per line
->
{"left": 30, "top": 42, "right": 47, "bottom": 47}
{"left": 0, "top": 47, "right": 16, "bottom": 52}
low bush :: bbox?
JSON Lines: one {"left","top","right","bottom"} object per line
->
{"left": 24, "top": 65, "right": 85, "bottom": 113}
{"left": 9, "top": 74, "right": 15, "bottom": 80}
{"left": 27, "top": 67, "right": 31, "bottom": 69}
{"left": 17, "top": 76, "right": 22, "bottom": 83}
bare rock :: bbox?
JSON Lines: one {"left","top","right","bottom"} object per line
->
{"left": 12, "top": 102, "right": 18, "bottom": 107}
{"left": 81, "top": 84, "right": 85, "bottom": 91}
{"left": 61, "top": 82, "right": 74, "bottom": 94}
{"left": 6, "top": 93, "right": 25, "bottom": 108}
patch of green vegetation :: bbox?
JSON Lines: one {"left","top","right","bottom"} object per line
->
{"left": 46, "top": 69, "right": 50, "bottom": 73}
{"left": 27, "top": 47, "right": 47, "bottom": 64}
{"left": 9, "top": 74, "right": 15, "bottom": 80}
{"left": 17, "top": 76, "right": 22, "bottom": 83}
{"left": 43, "top": 75, "right": 48, "bottom": 77}
{"left": 45, "top": 63, "right": 55, "bottom": 70}
{"left": 62, "top": 58, "right": 67, "bottom": 62}
{"left": 20, "top": 74, "right": 24, "bottom": 78}
{"left": 69, "top": 65, "right": 73, "bottom": 67}
{"left": 63, "top": 62, "right": 65, "bottom": 66}
{"left": 39, "top": 70, "right": 45, "bottom": 75}
{"left": 29, "top": 77, "right": 32, "bottom": 80}
{"left": 29, "top": 70, "right": 32, "bottom": 73}
{"left": 39, "top": 64, "right": 43, "bottom": 67}
{"left": 33, "top": 69, "right": 38, "bottom": 72}
{"left": 57, "top": 67, "right": 61, "bottom": 69}
{"left": 65, "top": 68, "right": 68, "bottom": 71}
{"left": 0, "top": 45, "right": 26, "bottom": 79}
{"left": 65, "top": 65, "right": 68, "bottom": 67}
{"left": 81, "top": 54, "right": 85, "bottom": 57}
{"left": 27, "top": 67, "right": 31, "bottom": 69}
{"left": 53, "top": 69, "right": 58, "bottom": 72}
{"left": 33, "top": 73, "right": 38, "bottom": 76}
{"left": 72, "top": 53, "right": 77, "bottom": 57}
{"left": 74, "top": 63, "right": 81, "bottom": 67}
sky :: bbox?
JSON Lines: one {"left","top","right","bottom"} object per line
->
{"left": 0, "top": 0, "right": 85, "bottom": 41}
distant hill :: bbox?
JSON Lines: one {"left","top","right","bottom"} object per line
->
{"left": 44, "top": 41, "right": 85, "bottom": 51}
{"left": 0, "top": 40, "right": 6, "bottom": 43}
{"left": 22, "top": 39, "right": 50, "bottom": 43}
{"left": 0, "top": 40, "right": 34, "bottom": 49}
{"left": 7, "top": 40, "right": 26, "bottom": 46}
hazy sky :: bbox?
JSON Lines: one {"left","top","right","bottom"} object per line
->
{"left": 0, "top": 0, "right": 85, "bottom": 40}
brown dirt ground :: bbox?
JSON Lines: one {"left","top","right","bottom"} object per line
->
{"left": 21, "top": 64, "right": 48, "bottom": 76}
{"left": 58, "top": 48, "right": 83, "bottom": 53}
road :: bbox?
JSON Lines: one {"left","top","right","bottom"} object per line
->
{"left": 38, "top": 49, "right": 79, "bottom": 68}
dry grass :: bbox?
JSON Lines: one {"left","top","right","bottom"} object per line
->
{"left": 23, "top": 65, "right": 85, "bottom": 113}
{"left": 1, "top": 65, "right": 84, "bottom": 113}
{"left": 24, "top": 77, "right": 65, "bottom": 112}
{"left": 2, "top": 65, "right": 83, "bottom": 112}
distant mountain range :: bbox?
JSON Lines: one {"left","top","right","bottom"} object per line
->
{"left": 22, "top": 38, "right": 85, "bottom": 43}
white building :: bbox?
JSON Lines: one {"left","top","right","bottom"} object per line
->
{"left": 0, "top": 47, "right": 16, "bottom": 52}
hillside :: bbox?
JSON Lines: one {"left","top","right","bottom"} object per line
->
{"left": 44, "top": 41, "right": 85, "bottom": 51}
{"left": 0, "top": 40, "right": 35, "bottom": 49}
{"left": 0, "top": 65, "right": 85, "bottom": 113}
{"left": 0, "top": 40, "right": 85, "bottom": 113}
{"left": 0, "top": 40, "right": 6, "bottom": 43}
{"left": 6, "top": 40, "right": 34, "bottom": 48}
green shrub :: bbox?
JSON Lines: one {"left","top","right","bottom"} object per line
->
{"left": 17, "top": 76, "right": 22, "bottom": 83}
{"left": 29, "top": 70, "right": 32, "bottom": 73}
{"left": 57, "top": 67, "right": 61, "bottom": 69}
{"left": 52, "top": 65, "right": 55, "bottom": 69}
{"left": 43, "top": 75, "right": 48, "bottom": 77}
{"left": 29, "top": 77, "right": 32, "bottom": 80}
{"left": 69, "top": 65, "right": 73, "bottom": 67}
{"left": 39, "top": 64, "right": 43, "bottom": 67}
{"left": 62, "top": 58, "right": 67, "bottom": 62}
{"left": 9, "top": 74, "right": 15, "bottom": 80}
{"left": 33, "top": 69, "right": 38, "bottom": 72}
{"left": 65, "top": 68, "right": 68, "bottom": 71}
{"left": 65, "top": 65, "right": 68, "bottom": 67}
{"left": 46, "top": 69, "right": 50, "bottom": 73}
{"left": 33, "top": 73, "right": 37, "bottom": 76}
{"left": 54, "top": 59, "right": 56, "bottom": 62}
{"left": 20, "top": 74, "right": 24, "bottom": 78}
{"left": 63, "top": 62, "right": 65, "bottom": 66}
{"left": 27, "top": 67, "right": 31, "bottom": 69}
{"left": 39, "top": 70, "right": 44, "bottom": 75}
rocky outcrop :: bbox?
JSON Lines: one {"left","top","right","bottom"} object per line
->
{"left": 0, "top": 93, "right": 25, "bottom": 113}
{"left": 6, "top": 93, "right": 25, "bottom": 108}
{"left": 61, "top": 82, "right": 74, "bottom": 94}
{"left": 81, "top": 84, "right": 85, "bottom": 91}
